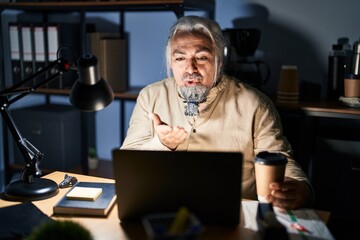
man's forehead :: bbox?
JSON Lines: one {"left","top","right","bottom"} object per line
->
{"left": 171, "top": 31, "right": 214, "bottom": 53}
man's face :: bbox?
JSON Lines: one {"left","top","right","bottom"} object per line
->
{"left": 170, "top": 32, "right": 216, "bottom": 88}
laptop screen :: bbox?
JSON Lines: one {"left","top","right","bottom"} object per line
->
{"left": 112, "top": 149, "right": 243, "bottom": 225}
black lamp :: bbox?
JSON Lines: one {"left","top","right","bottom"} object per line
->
{"left": 0, "top": 53, "right": 114, "bottom": 201}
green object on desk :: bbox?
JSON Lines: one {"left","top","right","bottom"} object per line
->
{"left": 169, "top": 207, "right": 190, "bottom": 235}
{"left": 26, "top": 220, "right": 93, "bottom": 240}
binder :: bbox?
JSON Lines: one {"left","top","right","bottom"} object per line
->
{"left": 9, "top": 23, "right": 22, "bottom": 85}
{"left": 33, "top": 24, "right": 46, "bottom": 87}
{"left": 90, "top": 32, "right": 127, "bottom": 92}
{"left": 46, "top": 23, "right": 81, "bottom": 89}
{"left": 46, "top": 24, "right": 61, "bottom": 89}
{"left": 20, "top": 24, "right": 34, "bottom": 86}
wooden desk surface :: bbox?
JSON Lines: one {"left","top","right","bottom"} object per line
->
{"left": 0, "top": 171, "right": 330, "bottom": 240}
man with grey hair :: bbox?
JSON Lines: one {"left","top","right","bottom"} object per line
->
{"left": 121, "top": 16, "right": 313, "bottom": 210}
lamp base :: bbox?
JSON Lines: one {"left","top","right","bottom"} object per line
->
{"left": 4, "top": 178, "right": 59, "bottom": 201}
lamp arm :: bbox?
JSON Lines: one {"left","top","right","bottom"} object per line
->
{"left": 0, "top": 58, "right": 71, "bottom": 184}
{"left": 0, "top": 58, "right": 71, "bottom": 105}
{"left": 0, "top": 104, "right": 42, "bottom": 183}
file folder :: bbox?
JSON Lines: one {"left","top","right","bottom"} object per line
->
{"left": 46, "top": 23, "right": 81, "bottom": 89}
{"left": 46, "top": 24, "right": 61, "bottom": 89}
{"left": 21, "top": 24, "right": 34, "bottom": 85}
{"left": 33, "top": 24, "right": 46, "bottom": 87}
{"left": 9, "top": 23, "right": 22, "bottom": 85}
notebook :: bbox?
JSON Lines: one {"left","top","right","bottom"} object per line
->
{"left": 112, "top": 149, "right": 243, "bottom": 225}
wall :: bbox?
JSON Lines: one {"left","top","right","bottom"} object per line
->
{"left": 1, "top": 0, "right": 360, "bottom": 171}
{"left": 215, "top": 0, "right": 360, "bottom": 96}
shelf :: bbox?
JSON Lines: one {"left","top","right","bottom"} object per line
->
{"left": 0, "top": 1, "right": 215, "bottom": 18}
{"left": 274, "top": 100, "right": 360, "bottom": 119}
{"left": 36, "top": 86, "right": 141, "bottom": 101}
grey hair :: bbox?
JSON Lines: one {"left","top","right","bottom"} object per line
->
{"left": 165, "top": 16, "right": 226, "bottom": 85}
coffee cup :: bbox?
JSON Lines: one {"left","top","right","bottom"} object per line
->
{"left": 254, "top": 152, "right": 288, "bottom": 202}
{"left": 277, "top": 65, "right": 299, "bottom": 104}
{"left": 344, "top": 74, "right": 360, "bottom": 98}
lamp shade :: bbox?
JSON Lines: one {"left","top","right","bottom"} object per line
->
{"left": 70, "top": 54, "right": 114, "bottom": 111}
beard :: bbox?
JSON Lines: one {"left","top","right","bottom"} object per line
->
{"left": 180, "top": 85, "right": 210, "bottom": 103}
{"left": 180, "top": 85, "right": 210, "bottom": 116}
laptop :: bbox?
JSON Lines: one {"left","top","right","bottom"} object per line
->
{"left": 112, "top": 149, "right": 243, "bottom": 225}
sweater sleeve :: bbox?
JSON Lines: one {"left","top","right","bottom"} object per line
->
{"left": 253, "top": 96, "right": 314, "bottom": 202}
{"left": 120, "top": 86, "right": 170, "bottom": 151}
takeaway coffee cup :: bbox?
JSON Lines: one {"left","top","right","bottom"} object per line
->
{"left": 344, "top": 74, "right": 360, "bottom": 98}
{"left": 254, "top": 152, "right": 288, "bottom": 202}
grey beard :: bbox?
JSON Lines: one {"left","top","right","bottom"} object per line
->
{"left": 180, "top": 85, "right": 210, "bottom": 116}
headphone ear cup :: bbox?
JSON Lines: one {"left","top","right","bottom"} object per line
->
{"left": 223, "top": 45, "right": 237, "bottom": 69}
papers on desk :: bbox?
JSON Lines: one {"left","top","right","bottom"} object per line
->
{"left": 241, "top": 200, "right": 335, "bottom": 240}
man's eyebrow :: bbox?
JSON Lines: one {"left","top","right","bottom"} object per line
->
{"left": 172, "top": 48, "right": 185, "bottom": 55}
{"left": 172, "top": 46, "right": 213, "bottom": 55}
{"left": 197, "top": 46, "right": 212, "bottom": 53}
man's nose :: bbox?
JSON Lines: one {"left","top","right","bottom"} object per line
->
{"left": 185, "top": 58, "right": 198, "bottom": 73}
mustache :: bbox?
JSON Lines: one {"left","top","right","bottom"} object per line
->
{"left": 182, "top": 73, "right": 203, "bottom": 81}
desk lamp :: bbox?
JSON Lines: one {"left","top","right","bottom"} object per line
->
{"left": 0, "top": 52, "right": 114, "bottom": 201}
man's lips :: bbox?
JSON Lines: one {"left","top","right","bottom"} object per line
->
{"left": 184, "top": 80, "right": 201, "bottom": 86}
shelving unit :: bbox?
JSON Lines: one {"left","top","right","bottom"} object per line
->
{"left": 0, "top": 1, "right": 215, "bottom": 44}
{"left": 0, "top": 1, "right": 215, "bottom": 184}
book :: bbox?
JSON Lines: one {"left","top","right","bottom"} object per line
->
{"left": 53, "top": 182, "right": 116, "bottom": 217}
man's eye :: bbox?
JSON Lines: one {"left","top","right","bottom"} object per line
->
{"left": 197, "top": 56, "right": 209, "bottom": 61}
{"left": 175, "top": 57, "right": 185, "bottom": 61}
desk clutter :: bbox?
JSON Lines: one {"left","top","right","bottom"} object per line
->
{"left": 242, "top": 201, "right": 335, "bottom": 240}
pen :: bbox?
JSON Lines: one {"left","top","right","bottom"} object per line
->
{"left": 287, "top": 210, "right": 311, "bottom": 234}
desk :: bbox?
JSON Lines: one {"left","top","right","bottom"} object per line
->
{"left": 0, "top": 171, "right": 330, "bottom": 240}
